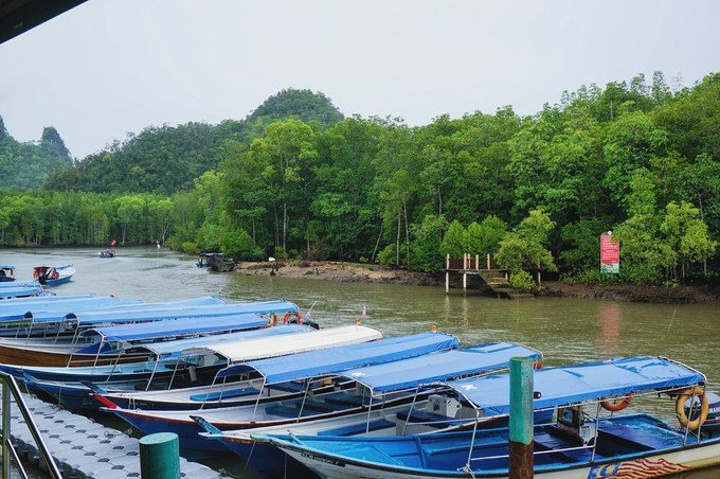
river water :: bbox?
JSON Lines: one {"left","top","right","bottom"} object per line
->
{"left": 2, "top": 247, "right": 719, "bottom": 478}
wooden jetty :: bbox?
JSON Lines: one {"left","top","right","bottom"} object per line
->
{"left": 444, "top": 254, "right": 534, "bottom": 299}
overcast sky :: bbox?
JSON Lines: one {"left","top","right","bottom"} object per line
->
{"left": 0, "top": 0, "right": 718, "bottom": 159}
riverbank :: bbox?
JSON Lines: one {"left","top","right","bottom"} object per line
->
{"left": 235, "top": 261, "right": 719, "bottom": 303}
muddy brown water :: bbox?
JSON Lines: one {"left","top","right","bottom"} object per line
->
{"left": 2, "top": 247, "right": 718, "bottom": 478}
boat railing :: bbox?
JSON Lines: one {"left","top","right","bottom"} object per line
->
{"left": 0, "top": 370, "right": 62, "bottom": 478}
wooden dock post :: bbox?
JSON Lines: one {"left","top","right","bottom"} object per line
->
{"left": 140, "top": 432, "right": 180, "bottom": 479}
{"left": 445, "top": 254, "right": 449, "bottom": 294}
{"left": 487, "top": 253, "right": 491, "bottom": 270}
{"left": 462, "top": 254, "right": 467, "bottom": 291}
{"left": 509, "top": 356, "right": 534, "bottom": 479}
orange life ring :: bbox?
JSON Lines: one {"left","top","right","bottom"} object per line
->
{"left": 676, "top": 387, "right": 709, "bottom": 430}
{"left": 601, "top": 394, "right": 633, "bottom": 412}
{"left": 283, "top": 311, "right": 303, "bottom": 325}
{"left": 271, "top": 314, "right": 279, "bottom": 326}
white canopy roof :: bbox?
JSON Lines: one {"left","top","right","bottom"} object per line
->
{"left": 184, "top": 324, "right": 382, "bottom": 363}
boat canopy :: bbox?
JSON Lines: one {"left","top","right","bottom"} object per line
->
{"left": 0, "top": 265, "right": 14, "bottom": 270}
{"left": 217, "top": 332, "right": 460, "bottom": 383}
{"left": 338, "top": 342, "right": 542, "bottom": 395}
{"left": 80, "top": 314, "right": 269, "bottom": 344}
{"left": 123, "top": 324, "right": 313, "bottom": 359}
{"left": 0, "top": 297, "right": 142, "bottom": 321}
{"left": 23, "top": 296, "right": 229, "bottom": 323}
{"left": 0, "top": 284, "right": 44, "bottom": 299}
{"left": 184, "top": 325, "right": 383, "bottom": 363}
{"left": 443, "top": 356, "right": 706, "bottom": 416}
{"left": 33, "top": 300, "right": 298, "bottom": 326}
{"left": 0, "top": 294, "right": 93, "bottom": 305}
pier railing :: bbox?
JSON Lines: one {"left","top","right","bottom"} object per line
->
{"left": 1, "top": 371, "right": 62, "bottom": 479}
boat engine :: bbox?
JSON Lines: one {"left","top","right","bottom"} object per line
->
{"left": 684, "top": 391, "right": 720, "bottom": 437}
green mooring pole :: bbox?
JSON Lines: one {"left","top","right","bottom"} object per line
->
{"left": 509, "top": 356, "right": 534, "bottom": 479}
{"left": 139, "top": 432, "right": 180, "bottom": 479}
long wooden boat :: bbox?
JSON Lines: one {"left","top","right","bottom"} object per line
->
{"left": 197, "top": 342, "right": 544, "bottom": 476}
{"left": 93, "top": 331, "right": 460, "bottom": 410}
{"left": 33, "top": 264, "right": 75, "bottom": 286}
{"left": 100, "top": 340, "right": 539, "bottom": 454}
{"left": 0, "top": 310, "right": 282, "bottom": 366}
{"left": 257, "top": 356, "right": 720, "bottom": 479}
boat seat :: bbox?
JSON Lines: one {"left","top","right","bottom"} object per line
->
{"left": 295, "top": 399, "right": 345, "bottom": 413}
{"left": 323, "top": 392, "right": 369, "bottom": 408}
{"left": 396, "top": 410, "right": 465, "bottom": 428}
{"left": 189, "top": 387, "right": 259, "bottom": 402}
{"left": 264, "top": 405, "right": 316, "bottom": 418}
{"left": 597, "top": 422, "right": 669, "bottom": 451}
{"left": 534, "top": 431, "right": 599, "bottom": 463}
{"left": 272, "top": 382, "right": 305, "bottom": 393}
{"left": 318, "top": 419, "right": 395, "bottom": 437}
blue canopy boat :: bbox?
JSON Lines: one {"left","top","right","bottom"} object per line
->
{"left": 0, "top": 281, "right": 44, "bottom": 299}
{"left": 258, "top": 356, "right": 720, "bottom": 479}
{"left": 100, "top": 339, "right": 539, "bottom": 455}
{"left": 17, "top": 324, "right": 314, "bottom": 411}
{"left": 32, "top": 264, "right": 75, "bottom": 286}
{"left": 0, "top": 264, "right": 16, "bottom": 282}
{"left": 0, "top": 297, "right": 294, "bottom": 338}
{"left": 198, "top": 342, "right": 544, "bottom": 475}
{"left": 95, "top": 331, "right": 461, "bottom": 411}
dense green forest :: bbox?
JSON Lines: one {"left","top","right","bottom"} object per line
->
{"left": 1, "top": 76, "right": 718, "bottom": 285}
{"left": 0, "top": 117, "right": 72, "bottom": 190}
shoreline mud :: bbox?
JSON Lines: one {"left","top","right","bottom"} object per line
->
{"left": 235, "top": 261, "right": 719, "bottom": 304}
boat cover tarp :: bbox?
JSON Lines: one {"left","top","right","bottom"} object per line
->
{"left": 340, "top": 342, "right": 542, "bottom": 394}
{"left": 0, "top": 285, "right": 43, "bottom": 299}
{"left": 0, "top": 297, "right": 142, "bottom": 321}
{"left": 0, "top": 281, "right": 41, "bottom": 289}
{"left": 24, "top": 296, "right": 229, "bottom": 322}
{"left": 0, "top": 294, "right": 92, "bottom": 304}
{"left": 445, "top": 356, "right": 706, "bottom": 416}
{"left": 218, "top": 332, "right": 460, "bottom": 383}
{"left": 81, "top": 314, "right": 269, "bottom": 343}
{"left": 186, "top": 325, "right": 383, "bottom": 363}
{"left": 125, "top": 324, "right": 313, "bottom": 358}
{"left": 33, "top": 300, "right": 297, "bottom": 325}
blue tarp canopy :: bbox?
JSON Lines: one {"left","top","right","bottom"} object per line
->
{"left": 444, "top": 356, "right": 706, "bottom": 416}
{"left": 338, "top": 342, "right": 542, "bottom": 395}
{"left": 34, "top": 299, "right": 297, "bottom": 326}
{"left": 0, "top": 297, "right": 142, "bottom": 321}
{"left": 0, "top": 281, "right": 40, "bottom": 289}
{"left": 0, "top": 285, "right": 43, "bottom": 299}
{"left": 0, "top": 265, "right": 14, "bottom": 269}
{"left": 123, "top": 324, "right": 312, "bottom": 358}
{"left": 0, "top": 294, "right": 92, "bottom": 304}
{"left": 81, "top": 314, "right": 269, "bottom": 344}
{"left": 218, "top": 332, "right": 460, "bottom": 383}
{"left": 24, "top": 296, "right": 228, "bottom": 323}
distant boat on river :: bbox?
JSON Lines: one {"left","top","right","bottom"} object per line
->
{"left": 98, "top": 250, "right": 116, "bottom": 258}
{"left": 32, "top": 264, "right": 75, "bottom": 286}
{"left": 0, "top": 265, "right": 16, "bottom": 282}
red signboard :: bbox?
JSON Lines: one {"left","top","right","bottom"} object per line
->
{"left": 600, "top": 233, "right": 620, "bottom": 274}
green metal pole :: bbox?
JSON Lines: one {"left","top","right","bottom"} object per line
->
{"left": 509, "top": 356, "right": 534, "bottom": 479}
{"left": 139, "top": 432, "right": 180, "bottom": 479}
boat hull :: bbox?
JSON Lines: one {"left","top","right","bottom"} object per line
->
{"left": 278, "top": 438, "right": 720, "bottom": 479}
{"left": 0, "top": 343, "right": 151, "bottom": 366}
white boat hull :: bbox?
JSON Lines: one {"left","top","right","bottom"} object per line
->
{"left": 279, "top": 439, "right": 720, "bottom": 479}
